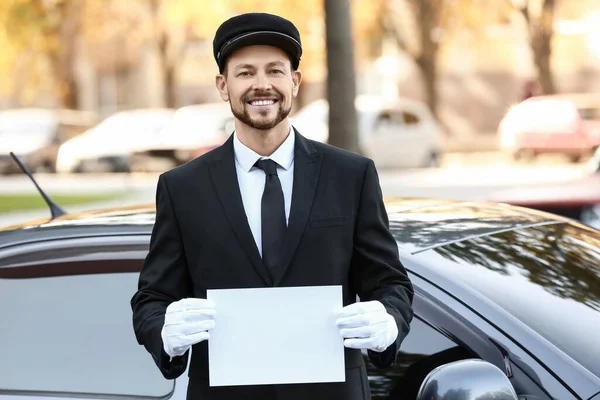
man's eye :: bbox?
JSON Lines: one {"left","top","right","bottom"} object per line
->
{"left": 237, "top": 71, "right": 250, "bottom": 76}
{"left": 270, "top": 70, "right": 284, "bottom": 74}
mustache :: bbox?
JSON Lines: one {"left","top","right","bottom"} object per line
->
{"left": 243, "top": 91, "right": 282, "bottom": 102}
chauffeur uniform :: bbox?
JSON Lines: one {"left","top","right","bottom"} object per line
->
{"left": 131, "top": 12, "right": 414, "bottom": 400}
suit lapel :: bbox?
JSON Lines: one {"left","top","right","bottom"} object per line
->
{"left": 208, "top": 135, "right": 273, "bottom": 286}
{"left": 273, "top": 129, "right": 322, "bottom": 286}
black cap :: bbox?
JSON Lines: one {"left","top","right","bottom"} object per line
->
{"left": 213, "top": 13, "right": 302, "bottom": 73}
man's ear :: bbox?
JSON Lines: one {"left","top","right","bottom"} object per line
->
{"left": 292, "top": 69, "right": 303, "bottom": 98}
{"left": 215, "top": 74, "right": 229, "bottom": 102}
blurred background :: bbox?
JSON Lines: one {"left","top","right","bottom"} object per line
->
{"left": 1, "top": 0, "right": 600, "bottom": 230}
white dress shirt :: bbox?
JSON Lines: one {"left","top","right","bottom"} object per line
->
{"left": 233, "top": 129, "right": 295, "bottom": 256}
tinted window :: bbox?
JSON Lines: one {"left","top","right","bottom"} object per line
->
{"left": 579, "top": 107, "right": 600, "bottom": 120}
{"left": 403, "top": 111, "right": 420, "bottom": 125}
{"left": 366, "top": 317, "right": 474, "bottom": 399}
{"left": 423, "top": 222, "right": 600, "bottom": 377}
{"left": 377, "top": 110, "right": 405, "bottom": 127}
{"left": 0, "top": 258, "right": 173, "bottom": 396}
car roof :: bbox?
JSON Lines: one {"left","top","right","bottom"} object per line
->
{"left": 0, "top": 197, "right": 567, "bottom": 252}
{"left": 385, "top": 198, "right": 565, "bottom": 253}
{"left": 175, "top": 103, "right": 232, "bottom": 114}
{"left": 534, "top": 93, "right": 600, "bottom": 109}
{"left": 295, "top": 95, "right": 431, "bottom": 115}
{"left": 0, "top": 204, "right": 156, "bottom": 249}
{"left": 0, "top": 108, "right": 98, "bottom": 126}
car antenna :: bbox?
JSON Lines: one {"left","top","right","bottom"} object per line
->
{"left": 9, "top": 151, "right": 67, "bottom": 220}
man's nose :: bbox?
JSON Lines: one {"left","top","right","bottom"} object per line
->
{"left": 252, "top": 72, "right": 273, "bottom": 91}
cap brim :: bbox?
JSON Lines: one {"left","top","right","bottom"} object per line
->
{"left": 218, "top": 31, "right": 302, "bottom": 70}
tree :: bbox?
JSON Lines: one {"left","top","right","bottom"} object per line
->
{"left": 381, "top": 0, "right": 496, "bottom": 120}
{"left": 134, "top": 0, "right": 324, "bottom": 108}
{"left": 0, "top": 2, "right": 28, "bottom": 103}
{"left": 324, "top": 0, "right": 361, "bottom": 154}
{"left": 146, "top": 0, "right": 190, "bottom": 108}
{"left": 3, "top": 0, "right": 85, "bottom": 109}
{"left": 383, "top": 0, "right": 442, "bottom": 117}
{"left": 508, "top": 0, "right": 557, "bottom": 94}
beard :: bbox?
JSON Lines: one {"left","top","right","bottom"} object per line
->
{"left": 230, "top": 90, "right": 292, "bottom": 130}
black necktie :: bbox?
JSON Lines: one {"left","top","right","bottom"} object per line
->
{"left": 254, "top": 159, "right": 287, "bottom": 277}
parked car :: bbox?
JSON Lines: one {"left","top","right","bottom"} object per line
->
{"left": 498, "top": 94, "right": 600, "bottom": 162}
{"left": 131, "top": 103, "right": 234, "bottom": 172}
{"left": 55, "top": 108, "right": 175, "bottom": 173}
{"left": 486, "top": 174, "right": 600, "bottom": 230}
{"left": 1, "top": 192, "right": 598, "bottom": 399}
{"left": 291, "top": 95, "right": 445, "bottom": 168}
{"left": 0, "top": 108, "right": 97, "bottom": 174}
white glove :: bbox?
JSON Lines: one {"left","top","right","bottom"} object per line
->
{"left": 335, "top": 300, "right": 398, "bottom": 353}
{"left": 161, "top": 298, "right": 216, "bottom": 358}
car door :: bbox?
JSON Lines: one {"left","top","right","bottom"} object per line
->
{"left": 363, "top": 108, "right": 403, "bottom": 168}
{"left": 363, "top": 286, "right": 557, "bottom": 400}
{"left": 365, "top": 107, "right": 426, "bottom": 169}
{"left": 0, "top": 235, "right": 189, "bottom": 400}
{"left": 391, "top": 264, "right": 580, "bottom": 400}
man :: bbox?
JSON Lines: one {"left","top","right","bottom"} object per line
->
{"left": 131, "top": 12, "right": 414, "bottom": 400}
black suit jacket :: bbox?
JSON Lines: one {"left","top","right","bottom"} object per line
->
{"left": 131, "top": 129, "right": 414, "bottom": 400}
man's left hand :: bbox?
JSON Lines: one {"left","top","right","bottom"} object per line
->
{"left": 335, "top": 300, "right": 398, "bottom": 352}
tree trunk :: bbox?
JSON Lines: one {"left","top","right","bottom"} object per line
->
{"left": 48, "top": 1, "right": 83, "bottom": 109}
{"left": 10, "top": 51, "right": 32, "bottom": 107}
{"left": 157, "top": 32, "right": 178, "bottom": 108}
{"left": 529, "top": 0, "right": 556, "bottom": 94}
{"left": 415, "top": 0, "right": 440, "bottom": 117}
{"left": 324, "top": 0, "right": 361, "bottom": 154}
{"left": 164, "top": 63, "right": 177, "bottom": 108}
{"left": 518, "top": 0, "right": 556, "bottom": 95}
{"left": 532, "top": 38, "right": 555, "bottom": 94}
{"left": 416, "top": 54, "right": 438, "bottom": 120}
{"left": 294, "top": 83, "right": 308, "bottom": 111}
{"left": 149, "top": 0, "right": 178, "bottom": 108}
{"left": 384, "top": 0, "right": 441, "bottom": 119}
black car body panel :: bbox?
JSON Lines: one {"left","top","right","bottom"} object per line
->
{"left": 0, "top": 205, "right": 155, "bottom": 250}
{"left": 1, "top": 198, "right": 598, "bottom": 399}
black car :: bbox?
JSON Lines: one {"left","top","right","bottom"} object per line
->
{"left": 0, "top": 197, "right": 599, "bottom": 400}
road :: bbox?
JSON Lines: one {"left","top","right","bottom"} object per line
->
{"left": 0, "top": 162, "right": 590, "bottom": 228}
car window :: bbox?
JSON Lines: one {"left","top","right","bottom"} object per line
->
{"left": 0, "top": 243, "right": 173, "bottom": 397}
{"left": 376, "top": 110, "right": 404, "bottom": 127}
{"left": 421, "top": 222, "right": 600, "bottom": 379}
{"left": 366, "top": 316, "right": 475, "bottom": 399}
{"left": 578, "top": 107, "right": 600, "bottom": 120}
{"left": 403, "top": 111, "right": 420, "bottom": 125}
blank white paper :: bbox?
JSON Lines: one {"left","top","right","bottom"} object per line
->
{"left": 206, "top": 285, "right": 346, "bottom": 387}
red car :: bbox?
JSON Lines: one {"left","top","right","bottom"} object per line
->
{"left": 498, "top": 94, "right": 600, "bottom": 162}
{"left": 486, "top": 173, "right": 600, "bottom": 229}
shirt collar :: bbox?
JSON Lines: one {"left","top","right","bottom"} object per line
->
{"left": 233, "top": 127, "right": 295, "bottom": 173}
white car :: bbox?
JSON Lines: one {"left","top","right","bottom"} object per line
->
{"left": 56, "top": 109, "right": 175, "bottom": 173}
{"left": 131, "top": 103, "right": 234, "bottom": 170}
{"left": 291, "top": 95, "right": 444, "bottom": 168}
{"left": 0, "top": 108, "right": 97, "bottom": 174}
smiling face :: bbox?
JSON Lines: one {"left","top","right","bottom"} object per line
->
{"left": 215, "top": 45, "right": 302, "bottom": 131}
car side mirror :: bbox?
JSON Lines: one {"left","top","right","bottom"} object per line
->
{"left": 416, "top": 359, "right": 518, "bottom": 400}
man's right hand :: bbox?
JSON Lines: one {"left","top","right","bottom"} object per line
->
{"left": 161, "top": 298, "right": 217, "bottom": 358}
